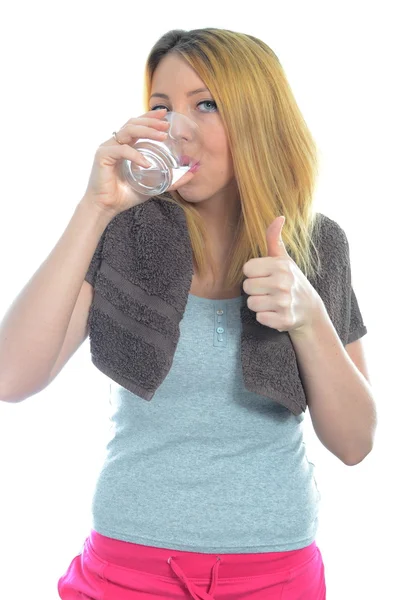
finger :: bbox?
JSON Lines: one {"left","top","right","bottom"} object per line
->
{"left": 243, "top": 277, "right": 271, "bottom": 296}
{"left": 256, "top": 311, "right": 279, "bottom": 329}
{"left": 114, "top": 124, "right": 169, "bottom": 145}
{"left": 247, "top": 294, "right": 275, "bottom": 313}
{"left": 101, "top": 124, "right": 168, "bottom": 147}
{"left": 95, "top": 143, "right": 153, "bottom": 168}
{"left": 120, "top": 116, "right": 170, "bottom": 131}
{"left": 119, "top": 109, "right": 168, "bottom": 130}
{"left": 140, "top": 108, "right": 168, "bottom": 118}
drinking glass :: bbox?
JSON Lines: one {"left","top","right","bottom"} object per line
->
{"left": 121, "top": 111, "right": 202, "bottom": 196}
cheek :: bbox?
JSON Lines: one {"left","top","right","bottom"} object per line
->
{"left": 204, "top": 133, "right": 234, "bottom": 174}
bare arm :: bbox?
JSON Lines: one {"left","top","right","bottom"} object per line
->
{"left": 289, "top": 305, "right": 376, "bottom": 466}
{"left": 0, "top": 198, "right": 113, "bottom": 402}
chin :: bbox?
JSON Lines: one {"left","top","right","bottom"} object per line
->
{"left": 179, "top": 196, "right": 209, "bottom": 205}
{"left": 176, "top": 189, "right": 205, "bottom": 203}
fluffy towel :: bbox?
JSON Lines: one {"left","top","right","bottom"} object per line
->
{"left": 85, "top": 193, "right": 367, "bottom": 416}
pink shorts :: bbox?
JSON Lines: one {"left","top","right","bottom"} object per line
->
{"left": 58, "top": 529, "right": 326, "bottom": 599}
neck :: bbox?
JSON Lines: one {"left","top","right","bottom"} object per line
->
{"left": 199, "top": 218, "right": 241, "bottom": 288}
{"left": 195, "top": 181, "right": 241, "bottom": 248}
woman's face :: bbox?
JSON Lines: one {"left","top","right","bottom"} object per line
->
{"left": 149, "top": 53, "right": 237, "bottom": 204}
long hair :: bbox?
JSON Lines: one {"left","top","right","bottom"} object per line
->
{"left": 143, "top": 28, "right": 322, "bottom": 288}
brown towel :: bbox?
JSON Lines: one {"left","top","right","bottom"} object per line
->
{"left": 85, "top": 193, "right": 367, "bottom": 415}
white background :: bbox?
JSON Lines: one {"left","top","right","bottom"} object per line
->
{"left": 0, "top": 1, "right": 395, "bottom": 598}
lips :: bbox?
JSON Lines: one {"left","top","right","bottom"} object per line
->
{"left": 188, "top": 163, "right": 200, "bottom": 173}
{"left": 179, "top": 155, "right": 199, "bottom": 168}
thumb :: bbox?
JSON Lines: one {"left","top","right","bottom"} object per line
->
{"left": 266, "top": 216, "right": 288, "bottom": 258}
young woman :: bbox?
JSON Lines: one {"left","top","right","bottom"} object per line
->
{"left": 0, "top": 28, "right": 375, "bottom": 600}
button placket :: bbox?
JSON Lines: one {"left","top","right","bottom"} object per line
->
{"left": 214, "top": 305, "right": 227, "bottom": 346}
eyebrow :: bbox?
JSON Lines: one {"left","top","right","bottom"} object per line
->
{"left": 149, "top": 87, "right": 210, "bottom": 100}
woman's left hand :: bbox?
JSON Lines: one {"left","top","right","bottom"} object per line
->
{"left": 242, "top": 216, "right": 323, "bottom": 335}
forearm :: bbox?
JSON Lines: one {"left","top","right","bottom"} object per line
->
{"left": 0, "top": 197, "right": 113, "bottom": 401}
{"left": 289, "top": 301, "right": 377, "bottom": 465}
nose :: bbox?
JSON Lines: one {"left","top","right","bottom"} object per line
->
{"left": 169, "top": 121, "right": 192, "bottom": 143}
{"left": 165, "top": 111, "right": 197, "bottom": 143}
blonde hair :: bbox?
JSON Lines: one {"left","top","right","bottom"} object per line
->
{"left": 143, "top": 28, "right": 322, "bottom": 288}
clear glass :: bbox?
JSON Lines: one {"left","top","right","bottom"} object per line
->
{"left": 121, "top": 111, "right": 202, "bottom": 196}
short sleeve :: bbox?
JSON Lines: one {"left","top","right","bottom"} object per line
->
{"left": 347, "top": 284, "right": 368, "bottom": 345}
{"left": 85, "top": 227, "right": 107, "bottom": 287}
{"left": 344, "top": 232, "right": 368, "bottom": 345}
{"left": 313, "top": 213, "right": 368, "bottom": 347}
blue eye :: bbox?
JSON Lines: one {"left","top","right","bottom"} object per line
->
{"left": 151, "top": 100, "right": 217, "bottom": 113}
{"left": 198, "top": 100, "right": 217, "bottom": 112}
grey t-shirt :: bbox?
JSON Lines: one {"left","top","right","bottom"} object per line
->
{"left": 90, "top": 293, "right": 321, "bottom": 553}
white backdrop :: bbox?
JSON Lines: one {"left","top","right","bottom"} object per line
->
{"left": 0, "top": 1, "right": 395, "bottom": 598}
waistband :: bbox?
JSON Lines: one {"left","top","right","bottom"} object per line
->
{"left": 89, "top": 529, "right": 317, "bottom": 579}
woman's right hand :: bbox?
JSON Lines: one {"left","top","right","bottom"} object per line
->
{"left": 82, "top": 108, "right": 172, "bottom": 216}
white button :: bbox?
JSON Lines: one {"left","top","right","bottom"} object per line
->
{"left": 217, "top": 327, "right": 225, "bottom": 334}
{"left": 217, "top": 309, "right": 224, "bottom": 315}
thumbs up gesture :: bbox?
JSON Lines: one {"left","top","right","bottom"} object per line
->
{"left": 242, "top": 216, "right": 323, "bottom": 335}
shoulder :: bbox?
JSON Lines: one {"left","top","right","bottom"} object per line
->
{"left": 107, "top": 194, "right": 186, "bottom": 232}
{"left": 314, "top": 212, "right": 350, "bottom": 264}
{"left": 99, "top": 194, "right": 191, "bottom": 272}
